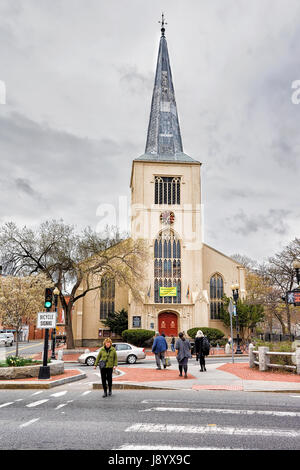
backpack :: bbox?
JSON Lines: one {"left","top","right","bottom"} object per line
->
{"left": 202, "top": 336, "right": 210, "bottom": 355}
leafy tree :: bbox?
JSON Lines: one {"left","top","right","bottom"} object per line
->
{"left": 103, "top": 308, "right": 128, "bottom": 336}
{"left": 0, "top": 220, "right": 147, "bottom": 349}
{"left": 0, "top": 274, "right": 50, "bottom": 356}
{"left": 221, "top": 295, "right": 264, "bottom": 339}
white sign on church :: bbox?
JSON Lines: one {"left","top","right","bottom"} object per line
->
{"left": 37, "top": 312, "right": 56, "bottom": 329}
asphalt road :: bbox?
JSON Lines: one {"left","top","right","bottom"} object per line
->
{"left": 1, "top": 385, "right": 300, "bottom": 451}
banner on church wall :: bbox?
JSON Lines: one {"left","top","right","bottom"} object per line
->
{"left": 159, "top": 286, "right": 177, "bottom": 297}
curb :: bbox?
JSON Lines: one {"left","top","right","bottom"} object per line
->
{"left": 0, "top": 370, "right": 87, "bottom": 389}
{"left": 93, "top": 382, "right": 176, "bottom": 391}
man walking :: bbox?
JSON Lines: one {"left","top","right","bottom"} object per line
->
{"left": 152, "top": 331, "right": 168, "bottom": 369}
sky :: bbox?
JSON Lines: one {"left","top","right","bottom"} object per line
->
{"left": 0, "top": 0, "right": 299, "bottom": 264}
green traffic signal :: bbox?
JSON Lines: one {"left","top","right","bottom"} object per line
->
{"left": 44, "top": 288, "right": 53, "bottom": 310}
{"left": 44, "top": 301, "right": 52, "bottom": 308}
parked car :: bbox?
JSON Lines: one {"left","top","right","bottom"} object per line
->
{"left": 0, "top": 333, "right": 13, "bottom": 347}
{"left": 78, "top": 342, "right": 146, "bottom": 366}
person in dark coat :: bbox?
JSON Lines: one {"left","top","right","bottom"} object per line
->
{"left": 175, "top": 332, "right": 192, "bottom": 378}
{"left": 152, "top": 332, "right": 168, "bottom": 369}
{"left": 194, "top": 330, "right": 206, "bottom": 372}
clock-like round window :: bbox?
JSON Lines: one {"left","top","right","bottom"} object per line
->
{"left": 160, "top": 211, "right": 175, "bottom": 225}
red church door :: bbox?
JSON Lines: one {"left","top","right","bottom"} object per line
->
{"left": 158, "top": 312, "right": 178, "bottom": 336}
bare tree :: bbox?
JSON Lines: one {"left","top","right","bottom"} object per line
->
{"left": 0, "top": 274, "right": 50, "bottom": 356}
{"left": 0, "top": 220, "right": 147, "bottom": 349}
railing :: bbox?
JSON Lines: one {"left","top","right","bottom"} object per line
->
{"left": 249, "top": 345, "right": 300, "bottom": 374}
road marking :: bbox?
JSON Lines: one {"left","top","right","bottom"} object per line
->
{"left": 0, "top": 402, "right": 14, "bottom": 408}
{"left": 20, "top": 418, "right": 40, "bottom": 428}
{"left": 116, "top": 444, "right": 244, "bottom": 450}
{"left": 14, "top": 399, "right": 23, "bottom": 402}
{"left": 140, "top": 407, "right": 300, "bottom": 418}
{"left": 54, "top": 400, "right": 73, "bottom": 410}
{"left": 81, "top": 391, "right": 92, "bottom": 396}
{"left": 50, "top": 391, "right": 67, "bottom": 398}
{"left": 31, "top": 391, "right": 44, "bottom": 396}
{"left": 26, "top": 399, "right": 49, "bottom": 408}
{"left": 125, "top": 423, "right": 300, "bottom": 438}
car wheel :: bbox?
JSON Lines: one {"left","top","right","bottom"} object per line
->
{"left": 127, "top": 354, "right": 137, "bottom": 364}
{"left": 86, "top": 356, "right": 96, "bottom": 366}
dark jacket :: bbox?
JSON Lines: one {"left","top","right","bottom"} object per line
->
{"left": 195, "top": 337, "right": 204, "bottom": 355}
{"left": 152, "top": 335, "right": 168, "bottom": 353}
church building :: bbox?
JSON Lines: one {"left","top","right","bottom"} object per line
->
{"left": 72, "top": 22, "right": 246, "bottom": 346}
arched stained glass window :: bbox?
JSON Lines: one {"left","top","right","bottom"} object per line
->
{"left": 154, "top": 230, "right": 181, "bottom": 304}
{"left": 210, "top": 274, "right": 223, "bottom": 320}
{"left": 100, "top": 277, "right": 115, "bottom": 320}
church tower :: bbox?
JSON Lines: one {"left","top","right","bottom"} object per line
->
{"left": 129, "top": 18, "right": 205, "bottom": 335}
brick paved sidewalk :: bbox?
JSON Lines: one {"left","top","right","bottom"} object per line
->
{"left": 218, "top": 363, "right": 300, "bottom": 383}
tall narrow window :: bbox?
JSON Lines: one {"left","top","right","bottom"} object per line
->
{"left": 154, "top": 230, "right": 181, "bottom": 304}
{"left": 100, "top": 277, "right": 115, "bottom": 320}
{"left": 155, "top": 177, "right": 181, "bottom": 204}
{"left": 210, "top": 274, "right": 223, "bottom": 320}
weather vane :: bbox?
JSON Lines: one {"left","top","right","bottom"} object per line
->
{"left": 159, "top": 13, "right": 167, "bottom": 36}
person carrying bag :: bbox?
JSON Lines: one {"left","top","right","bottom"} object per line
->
{"left": 94, "top": 338, "right": 118, "bottom": 398}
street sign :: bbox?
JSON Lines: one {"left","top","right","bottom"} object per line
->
{"left": 286, "top": 289, "right": 300, "bottom": 306}
{"left": 37, "top": 312, "right": 56, "bottom": 329}
{"left": 228, "top": 299, "right": 234, "bottom": 315}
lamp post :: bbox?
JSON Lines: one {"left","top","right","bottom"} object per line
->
{"left": 231, "top": 283, "right": 242, "bottom": 355}
{"left": 293, "top": 260, "right": 300, "bottom": 285}
{"left": 51, "top": 287, "right": 59, "bottom": 360}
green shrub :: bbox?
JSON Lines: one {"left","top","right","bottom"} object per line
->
{"left": 187, "top": 327, "right": 225, "bottom": 343}
{"left": 1, "top": 356, "right": 43, "bottom": 367}
{"left": 121, "top": 329, "right": 155, "bottom": 347}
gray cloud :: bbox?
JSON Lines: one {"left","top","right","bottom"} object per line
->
{"left": 0, "top": 0, "right": 299, "bottom": 262}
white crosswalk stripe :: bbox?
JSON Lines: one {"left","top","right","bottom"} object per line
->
{"left": 140, "top": 406, "right": 300, "bottom": 418}
{"left": 125, "top": 422, "right": 300, "bottom": 438}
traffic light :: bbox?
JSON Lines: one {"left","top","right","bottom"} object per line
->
{"left": 44, "top": 288, "right": 53, "bottom": 309}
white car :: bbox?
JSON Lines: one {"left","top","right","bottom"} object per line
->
{"left": 78, "top": 342, "right": 146, "bottom": 366}
{"left": 0, "top": 333, "right": 13, "bottom": 347}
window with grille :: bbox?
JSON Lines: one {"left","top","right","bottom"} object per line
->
{"left": 154, "top": 230, "right": 181, "bottom": 304}
{"left": 100, "top": 278, "right": 115, "bottom": 320}
{"left": 210, "top": 274, "right": 223, "bottom": 320}
{"left": 154, "top": 176, "right": 180, "bottom": 205}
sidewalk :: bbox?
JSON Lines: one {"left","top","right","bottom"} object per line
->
{"left": 2, "top": 347, "right": 300, "bottom": 392}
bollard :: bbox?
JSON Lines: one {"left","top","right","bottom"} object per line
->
{"left": 296, "top": 348, "right": 300, "bottom": 375}
{"left": 249, "top": 344, "right": 255, "bottom": 368}
{"left": 258, "top": 346, "right": 270, "bottom": 372}
{"left": 57, "top": 350, "right": 63, "bottom": 361}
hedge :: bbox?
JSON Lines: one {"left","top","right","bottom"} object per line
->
{"left": 187, "top": 327, "right": 225, "bottom": 343}
{"left": 121, "top": 329, "right": 155, "bottom": 347}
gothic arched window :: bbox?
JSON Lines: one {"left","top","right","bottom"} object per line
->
{"left": 154, "top": 230, "right": 181, "bottom": 304}
{"left": 210, "top": 274, "right": 223, "bottom": 320}
{"left": 100, "top": 277, "right": 115, "bottom": 320}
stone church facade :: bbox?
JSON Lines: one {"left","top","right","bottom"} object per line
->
{"left": 72, "top": 26, "right": 246, "bottom": 347}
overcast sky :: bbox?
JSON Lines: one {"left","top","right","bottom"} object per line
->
{"left": 0, "top": 0, "right": 299, "bottom": 263}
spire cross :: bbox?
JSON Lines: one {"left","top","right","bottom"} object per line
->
{"left": 158, "top": 13, "right": 167, "bottom": 36}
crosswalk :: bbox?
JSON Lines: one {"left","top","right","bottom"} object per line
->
{"left": 115, "top": 399, "right": 300, "bottom": 450}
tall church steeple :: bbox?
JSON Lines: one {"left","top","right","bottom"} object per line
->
{"left": 136, "top": 16, "right": 197, "bottom": 163}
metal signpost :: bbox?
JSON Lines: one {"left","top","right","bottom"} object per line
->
{"left": 38, "top": 289, "right": 56, "bottom": 380}
{"left": 228, "top": 299, "right": 234, "bottom": 364}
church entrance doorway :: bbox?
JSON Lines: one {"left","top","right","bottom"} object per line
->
{"left": 158, "top": 311, "right": 178, "bottom": 336}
